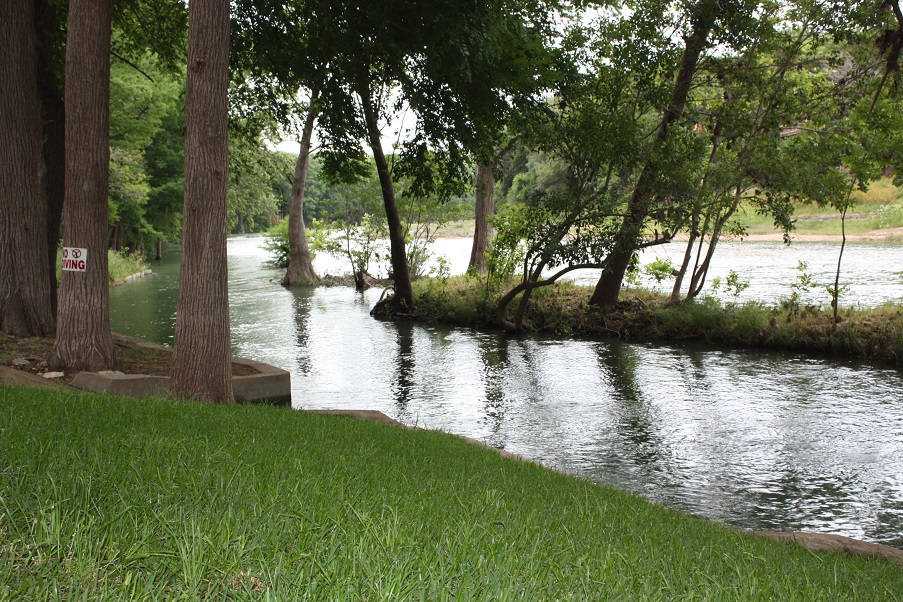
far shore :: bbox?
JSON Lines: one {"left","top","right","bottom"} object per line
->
{"left": 435, "top": 222, "right": 903, "bottom": 243}
{"left": 710, "top": 227, "right": 903, "bottom": 243}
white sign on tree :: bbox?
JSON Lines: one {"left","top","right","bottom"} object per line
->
{"left": 61, "top": 247, "right": 88, "bottom": 272}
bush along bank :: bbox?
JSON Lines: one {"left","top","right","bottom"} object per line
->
{"left": 410, "top": 276, "right": 903, "bottom": 369}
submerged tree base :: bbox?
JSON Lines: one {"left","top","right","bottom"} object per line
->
{"left": 411, "top": 276, "right": 903, "bottom": 369}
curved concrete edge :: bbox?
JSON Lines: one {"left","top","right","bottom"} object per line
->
{"left": 752, "top": 531, "right": 903, "bottom": 567}
{"left": 232, "top": 357, "right": 291, "bottom": 406}
{"left": 69, "top": 355, "right": 291, "bottom": 407}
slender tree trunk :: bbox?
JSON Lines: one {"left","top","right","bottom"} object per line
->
{"left": 156, "top": 238, "right": 163, "bottom": 260}
{"left": 359, "top": 81, "right": 414, "bottom": 313}
{"left": 0, "top": 0, "right": 55, "bottom": 337}
{"left": 589, "top": 0, "right": 720, "bottom": 308}
{"left": 170, "top": 0, "right": 233, "bottom": 403}
{"left": 686, "top": 202, "right": 737, "bottom": 299}
{"left": 51, "top": 0, "right": 116, "bottom": 370}
{"left": 35, "top": 0, "right": 65, "bottom": 318}
{"left": 469, "top": 161, "right": 496, "bottom": 273}
{"left": 670, "top": 215, "right": 699, "bottom": 303}
{"left": 283, "top": 96, "right": 320, "bottom": 286}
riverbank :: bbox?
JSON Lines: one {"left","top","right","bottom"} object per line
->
{"left": 410, "top": 277, "right": 903, "bottom": 369}
{"left": 1, "top": 384, "right": 900, "bottom": 599}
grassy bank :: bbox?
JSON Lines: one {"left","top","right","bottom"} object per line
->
{"left": 413, "top": 277, "right": 903, "bottom": 368}
{"left": 736, "top": 178, "right": 903, "bottom": 238}
{"left": 0, "top": 385, "right": 900, "bottom": 600}
{"left": 55, "top": 249, "right": 150, "bottom": 285}
{"left": 108, "top": 250, "right": 150, "bottom": 284}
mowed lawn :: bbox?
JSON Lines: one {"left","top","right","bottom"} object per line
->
{"left": 0, "top": 385, "right": 900, "bottom": 600}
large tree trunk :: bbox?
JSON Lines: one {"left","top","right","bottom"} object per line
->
{"left": 170, "top": 0, "right": 233, "bottom": 403}
{"left": 282, "top": 97, "right": 320, "bottom": 286}
{"left": 469, "top": 161, "right": 496, "bottom": 273}
{"left": 589, "top": 0, "right": 720, "bottom": 308}
{"left": 35, "top": 0, "right": 66, "bottom": 317}
{"left": 359, "top": 81, "right": 414, "bottom": 313}
{"left": 51, "top": 0, "right": 116, "bottom": 370}
{"left": 0, "top": 0, "right": 55, "bottom": 337}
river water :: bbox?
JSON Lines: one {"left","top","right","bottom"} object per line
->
{"left": 110, "top": 235, "right": 903, "bottom": 548}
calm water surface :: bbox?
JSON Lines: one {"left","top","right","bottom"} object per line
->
{"left": 110, "top": 236, "right": 903, "bottom": 548}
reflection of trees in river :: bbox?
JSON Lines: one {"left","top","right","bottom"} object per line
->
{"left": 392, "top": 321, "right": 416, "bottom": 412}
{"left": 289, "top": 287, "right": 313, "bottom": 376}
{"left": 670, "top": 346, "right": 714, "bottom": 394}
{"left": 595, "top": 342, "right": 668, "bottom": 466}
{"left": 476, "top": 333, "right": 509, "bottom": 445}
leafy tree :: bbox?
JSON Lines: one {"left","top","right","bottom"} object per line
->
{"left": 589, "top": 0, "right": 729, "bottom": 308}
{"left": 227, "top": 137, "right": 291, "bottom": 233}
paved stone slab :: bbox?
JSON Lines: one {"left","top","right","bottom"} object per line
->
{"left": 68, "top": 336, "right": 292, "bottom": 406}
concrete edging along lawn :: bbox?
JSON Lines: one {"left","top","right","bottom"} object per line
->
{"left": 55, "top": 333, "right": 292, "bottom": 406}
{"left": 69, "top": 355, "right": 291, "bottom": 406}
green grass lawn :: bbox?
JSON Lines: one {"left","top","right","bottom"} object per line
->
{"left": 0, "top": 385, "right": 900, "bottom": 600}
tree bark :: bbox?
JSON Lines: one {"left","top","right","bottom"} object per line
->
{"left": 35, "top": 0, "right": 66, "bottom": 317}
{"left": 52, "top": 0, "right": 117, "bottom": 370}
{"left": 359, "top": 81, "right": 414, "bottom": 313}
{"left": 589, "top": 0, "right": 720, "bottom": 308}
{"left": 170, "top": 0, "right": 233, "bottom": 403}
{"left": 469, "top": 161, "right": 496, "bottom": 273}
{"left": 0, "top": 0, "right": 55, "bottom": 337}
{"left": 283, "top": 96, "right": 320, "bottom": 286}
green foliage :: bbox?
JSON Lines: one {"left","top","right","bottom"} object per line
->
{"left": 399, "top": 191, "right": 472, "bottom": 278}
{"left": 107, "top": 54, "right": 183, "bottom": 252}
{"left": 413, "top": 276, "right": 903, "bottom": 368}
{"left": 108, "top": 147, "right": 154, "bottom": 245}
{"left": 643, "top": 257, "right": 675, "bottom": 284}
{"left": 319, "top": 213, "right": 390, "bottom": 281}
{"left": 228, "top": 141, "right": 295, "bottom": 233}
{"left": 429, "top": 255, "right": 451, "bottom": 283}
{"left": 783, "top": 260, "right": 816, "bottom": 315}
{"left": 107, "top": 250, "right": 150, "bottom": 284}
{"left": 725, "top": 270, "right": 750, "bottom": 299}
{"left": 262, "top": 220, "right": 291, "bottom": 268}
{"left": 710, "top": 270, "right": 751, "bottom": 303}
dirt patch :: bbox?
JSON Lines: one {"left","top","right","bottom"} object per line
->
{"left": 0, "top": 332, "right": 258, "bottom": 386}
